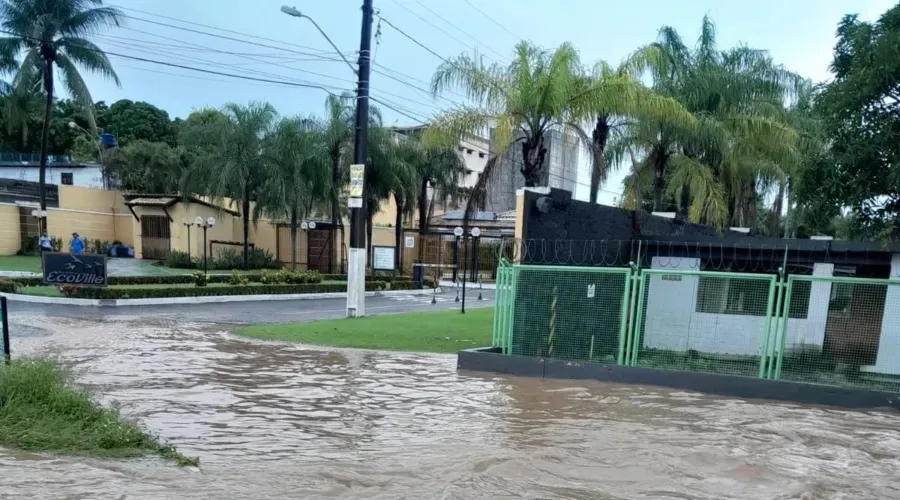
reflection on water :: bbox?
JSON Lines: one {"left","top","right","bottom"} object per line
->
{"left": 3, "top": 315, "right": 899, "bottom": 499}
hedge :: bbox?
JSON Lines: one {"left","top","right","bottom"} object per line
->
{"left": 68, "top": 281, "right": 390, "bottom": 299}
{"left": 8, "top": 274, "right": 261, "bottom": 287}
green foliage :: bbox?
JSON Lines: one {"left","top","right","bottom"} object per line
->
{"left": 259, "top": 269, "right": 323, "bottom": 285}
{"left": 104, "top": 140, "right": 186, "bottom": 193}
{"left": 0, "top": 359, "right": 196, "bottom": 465}
{"left": 87, "top": 239, "right": 111, "bottom": 255}
{"left": 0, "top": 279, "right": 19, "bottom": 293}
{"left": 209, "top": 247, "right": 279, "bottom": 270}
{"left": 228, "top": 270, "right": 249, "bottom": 286}
{"left": 164, "top": 250, "right": 196, "bottom": 269}
{"left": 191, "top": 270, "right": 210, "bottom": 287}
{"left": 68, "top": 281, "right": 388, "bottom": 299}
{"left": 97, "top": 99, "right": 176, "bottom": 147}
{"left": 803, "top": 4, "right": 900, "bottom": 239}
{"left": 18, "top": 235, "right": 62, "bottom": 255}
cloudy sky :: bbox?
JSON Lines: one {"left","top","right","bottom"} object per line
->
{"left": 76, "top": 0, "right": 897, "bottom": 204}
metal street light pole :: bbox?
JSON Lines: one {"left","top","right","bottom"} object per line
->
{"left": 279, "top": 1, "right": 373, "bottom": 317}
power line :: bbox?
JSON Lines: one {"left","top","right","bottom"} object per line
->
{"left": 459, "top": 0, "right": 523, "bottom": 41}
{"left": 114, "top": 5, "right": 356, "bottom": 56}
{"left": 410, "top": 0, "right": 506, "bottom": 60}
{"left": 384, "top": 0, "right": 499, "bottom": 63}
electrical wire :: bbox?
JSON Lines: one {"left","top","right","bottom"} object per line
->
{"left": 459, "top": 0, "right": 524, "bottom": 41}
{"left": 410, "top": 0, "right": 506, "bottom": 60}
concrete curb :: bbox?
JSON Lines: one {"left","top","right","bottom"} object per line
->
{"left": 0, "top": 288, "right": 440, "bottom": 307}
{"left": 0, "top": 271, "right": 40, "bottom": 278}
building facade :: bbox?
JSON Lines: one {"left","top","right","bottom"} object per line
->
{"left": 485, "top": 127, "right": 579, "bottom": 212}
{"left": 0, "top": 153, "right": 103, "bottom": 189}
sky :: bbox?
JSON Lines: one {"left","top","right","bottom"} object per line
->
{"left": 76, "top": 0, "right": 897, "bottom": 205}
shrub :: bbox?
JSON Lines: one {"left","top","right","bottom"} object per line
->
{"left": 50, "top": 237, "right": 62, "bottom": 252}
{"left": 191, "top": 270, "right": 211, "bottom": 287}
{"left": 164, "top": 251, "right": 196, "bottom": 269}
{"left": 259, "top": 269, "right": 322, "bottom": 285}
{"left": 210, "top": 248, "right": 242, "bottom": 270}
{"left": 88, "top": 239, "right": 112, "bottom": 255}
{"left": 248, "top": 248, "right": 280, "bottom": 269}
{"left": 0, "top": 279, "right": 19, "bottom": 294}
{"left": 70, "top": 282, "right": 389, "bottom": 299}
{"left": 228, "top": 271, "right": 249, "bottom": 286}
{"left": 18, "top": 235, "right": 38, "bottom": 256}
{"left": 58, "top": 285, "right": 80, "bottom": 297}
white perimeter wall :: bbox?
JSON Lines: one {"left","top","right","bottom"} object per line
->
{"left": 0, "top": 166, "right": 103, "bottom": 189}
{"left": 869, "top": 254, "right": 900, "bottom": 375}
{"left": 642, "top": 257, "right": 833, "bottom": 357}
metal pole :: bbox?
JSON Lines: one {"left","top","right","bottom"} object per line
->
{"left": 461, "top": 237, "right": 468, "bottom": 314}
{"left": 1, "top": 296, "right": 10, "bottom": 362}
{"left": 203, "top": 226, "right": 208, "bottom": 273}
{"left": 346, "top": 0, "right": 374, "bottom": 318}
{"left": 186, "top": 225, "right": 191, "bottom": 260}
{"left": 471, "top": 235, "right": 479, "bottom": 282}
{"left": 452, "top": 235, "right": 459, "bottom": 282}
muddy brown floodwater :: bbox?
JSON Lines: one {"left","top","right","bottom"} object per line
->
{"left": 2, "top": 314, "right": 899, "bottom": 499}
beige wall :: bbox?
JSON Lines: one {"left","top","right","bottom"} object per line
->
{"left": 58, "top": 185, "right": 127, "bottom": 213}
{"left": 167, "top": 203, "right": 240, "bottom": 260}
{"left": 0, "top": 204, "right": 20, "bottom": 256}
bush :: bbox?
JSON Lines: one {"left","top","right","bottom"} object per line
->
{"left": 58, "top": 285, "right": 80, "bottom": 297}
{"left": 164, "top": 251, "right": 196, "bottom": 269}
{"left": 191, "top": 270, "right": 211, "bottom": 287}
{"left": 259, "top": 269, "right": 322, "bottom": 285}
{"left": 70, "top": 282, "right": 389, "bottom": 299}
{"left": 210, "top": 247, "right": 280, "bottom": 270}
{"left": 0, "top": 279, "right": 19, "bottom": 294}
{"left": 51, "top": 237, "right": 62, "bottom": 252}
{"left": 228, "top": 270, "right": 249, "bottom": 286}
{"left": 88, "top": 239, "right": 112, "bottom": 255}
{"left": 18, "top": 235, "right": 38, "bottom": 256}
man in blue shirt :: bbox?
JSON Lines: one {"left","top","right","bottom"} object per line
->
{"left": 70, "top": 232, "right": 85, "bottom": 255}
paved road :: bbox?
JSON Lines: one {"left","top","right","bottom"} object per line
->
{"left": 6, "top": 289, "right": 495, "bottom": 325}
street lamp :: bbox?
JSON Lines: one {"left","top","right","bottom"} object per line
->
{"left": 31, "top": 208, "right": 48, "bottom": 233}
{"left": 195, "top": 216, "right": 215, "bottom": 272}
{"left": 279, "top": 6, "right": 357, "bottom": 74}
{"left": 182, "top": 218, "right": 193, "bottom": 258}
{"left": 459, "top": 226, "right": 480, "bottom": 314}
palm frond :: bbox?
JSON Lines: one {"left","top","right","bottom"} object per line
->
{"left": 57, "top": 37, "right": 119, "bottom": 84}
{"left": 59, "top": 6, "right": 122, "bottom": 37}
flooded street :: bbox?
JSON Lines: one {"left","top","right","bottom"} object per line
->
{"left": 2, "top": 313, "right": 900, "bottom": 499}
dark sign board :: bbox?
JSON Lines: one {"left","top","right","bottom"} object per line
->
{"left": 41, "top": 252, "right": 107, "bottom": 287}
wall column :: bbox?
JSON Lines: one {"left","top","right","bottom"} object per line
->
{"left": 796, "top": 263, "right": 834, "bottom": 348}
{"left": 867, "top": 254, "right": 900, "bottom": 375}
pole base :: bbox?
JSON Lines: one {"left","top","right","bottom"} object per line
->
{"left": 346, "top": 247, "right": 367, "bottom": 317}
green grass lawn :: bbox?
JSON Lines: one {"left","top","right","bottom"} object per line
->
{"left": 234, "top": 308, "right": 493, "bottom": 353}
{"left": 0, "top": 359, "right": 196, "bottom": 465}
{"left": 0, "top": 255, "right": 40, "bottom": 273}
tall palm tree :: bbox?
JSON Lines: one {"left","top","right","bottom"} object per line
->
{"left": 619, "top": 16, "right": 802, "bottom": 229}
{"left": 322, "top": 93, "right": 354, "bottom": 272}
{"left": 0, "top": 0, "right": 122, "bottom": 213}
{"left": 180, "top": 101, "right": 278, "bottom": 269}
{"left": 258, "top": 117, "right": 330, "bottom": 270}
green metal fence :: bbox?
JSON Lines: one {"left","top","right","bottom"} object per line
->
{"left": 491, "top": 264, "right": 900, "bottom": 393}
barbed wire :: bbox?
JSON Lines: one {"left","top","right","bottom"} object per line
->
{"left": 483, "top": 238, "right": 893, "bottom": 276}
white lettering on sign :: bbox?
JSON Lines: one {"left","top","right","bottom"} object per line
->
{"left": 587, "top": 284, "right": 595, "bottom": 298}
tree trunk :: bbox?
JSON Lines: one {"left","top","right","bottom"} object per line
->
{"left": 520, "top": 134, "right": 548, "bottom": 187}
{"left": 652, "top": 167, "right": 665, "bottom": 213}
{"left": 589, "top": 115, "right": 610, "bottom": 204}
{"left": 417, "top": 177, "right": 428, "bottom": 260}
{"left": 242, "top": 187, "right": 250, "bottom": 270}
{"left": 680, "top": 185, "right": 691, "bottom": 220}
{"left": 290, "top": 206, "right": 298, "bottom": 270}
{"left": 330, "top": 153, "right": 344, "bottom": 273}
{"left": 38, "top": 58, "right": 54, "bottom": 215}
{"left": 395, "top": 199, "right": 404, "bottom": 271}
{"left": 769, "top": 181, "right": 785, "bottom": 237}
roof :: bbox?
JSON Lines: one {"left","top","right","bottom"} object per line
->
{"left": 124, "top": 193, "right": 240, "bottom": 216}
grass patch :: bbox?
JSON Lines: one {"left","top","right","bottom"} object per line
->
{"left": 0, "top": 255, "right": 40, "bottom": 273}
{"left": 235, "top": 308, "right": 493, "bottom": 353}
{"left": 0, "top": 359, "right": 197, "bottom": 466}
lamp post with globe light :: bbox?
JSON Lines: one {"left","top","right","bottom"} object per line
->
{"left": 30, "top": 208, "right": 48, "bottom": 234}
{"left": 182, "top": 219, "right": 193, "bottom": 259}
{"left": 195, "top": 216, "right": 215, "bottom": 272}
{"left": 459, "top": 226, "right": 481, "bottom": 314}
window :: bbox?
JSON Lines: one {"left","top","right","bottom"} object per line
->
{"left": 829, "top": 283, "right": 853, "bottom": 316}
{"left": 696, "top": 277, "right": 770, "bottom": 317}
{"left": 61, "top": 172, "right": 73, "bottom": 185}
{"left": 466, "top": 148, "right": 473, "bottom": 154}
{"left": 478, "top": 152, "right": 486, "bottom": 158}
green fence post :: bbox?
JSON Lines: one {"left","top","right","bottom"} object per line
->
{"left": 505, "top": 266, "right": 518, "bottom": 355}
{"left": 492, "top": 266, "right": 506, "bottom": 347}
{"left": 774, "top": 277, "right": 794, "bottom": 379}
{"left": 630, "top": 273, "right": 648, "bottom": 366}
{"left": 766, "top": 270, "right": 785, "bottom": 379}
{"left": 758, "top": 275, "right": 778, "bottom": 378}
{"left": 616, "top": 267, "right": 633, "bottom": 365}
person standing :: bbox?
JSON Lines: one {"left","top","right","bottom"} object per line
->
{"left": 70, "top": 232, "right": 85, "bottom": 255}
{"left": 38, "top": 231, "right": 52, "bottom": 253}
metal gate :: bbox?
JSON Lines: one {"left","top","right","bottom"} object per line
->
{"left": 140, "top": 215, "right": 171, "bottom": 260}
{"left": 307, "top": 229, "right": 333, "bottom": 273}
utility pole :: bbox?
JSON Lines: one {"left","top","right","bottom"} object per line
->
{"left": 347, "top": 0, "right": 374, "bottom": 317}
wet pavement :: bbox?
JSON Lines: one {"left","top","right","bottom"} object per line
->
{"left": 1, "top": 304, "right": 899, "bottom": 499}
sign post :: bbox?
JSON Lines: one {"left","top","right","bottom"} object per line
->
{"left": 1, "top": 296, "right": 10, "bottom": 361}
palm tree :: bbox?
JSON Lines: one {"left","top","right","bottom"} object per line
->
{"left": 0, "top": 0, "right": 122, "bottom": 213}
{"left": 258, "top": 117, "right": 330, "bottom": 270}
{"left": 322, "top": 93, "right": 354, "bottom": 272}
{"left": 415, "top": 144, "right": 466, "bottom": 259}
{"left": 180, "top": 101, "right": 278, "bottom": 269}
{"left": 619, "top": 17, "right": 801, "bottom": 229}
